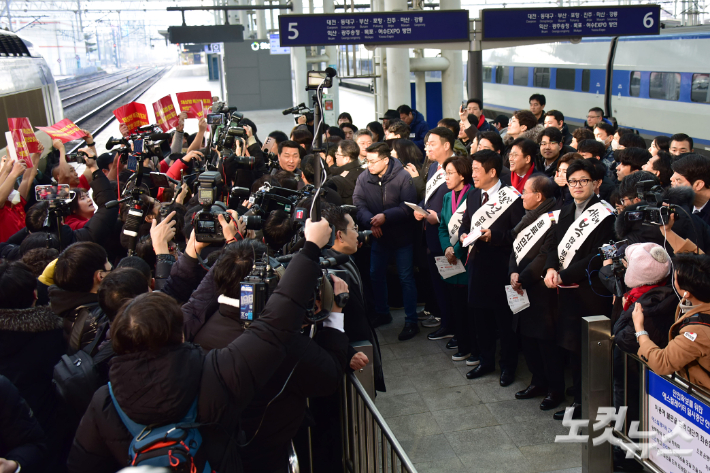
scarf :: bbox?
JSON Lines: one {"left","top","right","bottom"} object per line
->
{"left": 623, "top": 283, "right": 664, "bottom": 311}
{"left": 476, "top": 114, "right": 486, "bottom": 130}
{"left": 452, "top": 184, "right": 471, "bottom": 213}
{"left": 512, "top": 197, "right": 557, "bottom": 237}
{"left": 510, "top": 164, "right": 535, "bottom": 193}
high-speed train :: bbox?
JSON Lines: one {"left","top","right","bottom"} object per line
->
{"left": 481, "top": 25, "right": 710, "bottom": 148}
{"left": 0, "top": 29, "right": 63, "bottom": 151}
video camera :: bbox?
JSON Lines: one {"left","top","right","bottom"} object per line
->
{"left": 246, "top": 182, "right": 313, "bottom": 220}
{"left": 211, "top": 102, "right": 247, "bottom": 153}
{"left": 282, "top": 102, "right": 314, "bottom": 124}
{"left": 625, "top": 180, "right": 679, "bottom": 226}
{"left": 106, "top": 126, "right": 171, "bottom": 170}
{"left": 192, "top": 171, "right": 232, "bottom": 243}
{"left": 599, "top": 239, "right": 628, "bottom": 298}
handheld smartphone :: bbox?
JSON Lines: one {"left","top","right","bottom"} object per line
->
{"left": 262, "top": 137, "right": 276, "bottom": 154}
{"left": 206, "top": 113, "right": 223, "bottom": 126}
{"left": 65, "top": 151, "right": 88, "bottom": 164}
{"left": 126, "top": 155, "right": 138, "bottom": 172}
{"left": 35, "top": 184, "right": 71, "bottom": 201}
{"left": 600, "top": 239, "right": 628, "bottom": 260}
{"left": 461, "top": 100, "right": 467, "bottom": 112}
{"left": 133, "top": 139, "right": 144, "bottom": 154}
{"left": 149, "top": 172, "right": 171, "bottom": 188}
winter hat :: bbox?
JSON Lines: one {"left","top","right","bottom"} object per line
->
{"left": 624, "top": 243, "right": 671, "bottom": 288}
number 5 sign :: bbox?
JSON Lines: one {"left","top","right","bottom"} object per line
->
{"left": 288, "top": 22, "right": 299, "bottom": 39}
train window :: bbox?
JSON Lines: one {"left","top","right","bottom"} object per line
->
{"left": 533, "top": 68, "right": 550, "bottom": 88}
{"left": 581, "top": 69, "right": 591, "bottom": 92}
{"left": 629, "top": 72, "right": 641, "bottom": 97}
{"left": 495, "top": 66, "right": 509, "bottom": 84}
{"left": 556, "top": 68, "right": 575, "bottom": 91}
{"left": 513, "top": 67, "right": 529, "bottom": 86}
{"left": 483, "top": 66, "right": 492, "bottom": 83}
{"left": 649, "top": 72, "right": 680, "bottom": 101}
{"left": 691, "top": 74, "right": 710, "bottom": 103}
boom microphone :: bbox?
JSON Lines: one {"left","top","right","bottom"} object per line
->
{"left": 148, "top": 133, "right": 172, "bottom": 141}
{"left": 325, "top": 67, "right": 337, "bottom": 78}
{"left": 282, "top": 103, "right": 306, "bottom": 115}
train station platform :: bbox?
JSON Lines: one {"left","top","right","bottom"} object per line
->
{"left": 92, "top": 65, "right": 377, "bottom": 155}
{"left": 376, "top": 310, "right": 582, "bottom": 473}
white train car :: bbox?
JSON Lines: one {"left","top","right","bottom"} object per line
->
{"left": 0, "top": 30, "right": 63, "bottom": 151}
{"left": 481, "top": 25, "right": 710, "bottom": 148}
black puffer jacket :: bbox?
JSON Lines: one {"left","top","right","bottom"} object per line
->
{"left": 68, "top": 242, "right": 324, "bottom": 473}
{"left": 0, "top": 306, "right": 65, "bottom": 428}
{"left": 0, "top": 375, "right": 47, "bottom": 473}
{"left": 326, "top": 160, "right": 365, "bottom": 205}
{"left": 613, "top": 284, "right": 677, "bottom": 354}
{"left": 48, "top": 286, "right": 101, "bottom": 352}
{"left": 616, "top": 186, "right": 710, "bottom": 254}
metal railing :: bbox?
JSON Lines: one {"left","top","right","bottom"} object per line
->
{"left": 581, "top": 315, "right": 710, "bottom": 473}
{"left": 341, "top": 372, "right": 418, "bottom": 473}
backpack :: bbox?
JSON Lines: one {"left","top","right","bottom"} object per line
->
{"left": 108, "top": 382, "right": 213, "bottom": 472}
{"left": 66, "top": 302, "right": 102, "bottom": 355}
{"left": 53, "top": 322, "right": 111, "bottom": 418}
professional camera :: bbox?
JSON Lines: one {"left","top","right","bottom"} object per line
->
{"left": 65, "top": 150, "right": 89, "bottom": 164}
{"left": 213, "top": 108, "right": 246, "bottom": 152}
{"left": 282, "top": 102, "right": 314, "bottom": 124}
{"left": 106, "top": 126, "right": 171, "bottom": 168}
{"left": 192, "top": 171, "right": 232, "bottom": 243}
{"left": 625, "top": 180, "right": 679, "bottom": 226}
{"left": 599, "top": 239, "right": 628, "bottom": 297}
{"left": 357, "top": 230, "right": 373, "bottom": 245}
{"left": 248, "top": 182, "right": 312, "bottom": 218}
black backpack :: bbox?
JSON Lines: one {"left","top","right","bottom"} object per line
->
{"left": 53, "top": 322, "right": 112, "bottom": 418}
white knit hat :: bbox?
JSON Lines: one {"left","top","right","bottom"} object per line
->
{"left": 624, "top": 242, "right": 671, "bottom": 288}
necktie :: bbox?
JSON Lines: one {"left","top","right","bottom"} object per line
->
{"left": 481, "top": 191, "right": 489, "bottom": 205}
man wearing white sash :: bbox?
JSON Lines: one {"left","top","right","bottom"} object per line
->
{"left": 458, "top": 150, "right": 524, "bottom": 386}
{"left": 543, "top": 159, "right": 615, "bottom": 421}
{"left": 508, "top": 175, "right": 566, "bottom": 411}
{"left": 414, "top": 128, "right": 458, "bottom": 341}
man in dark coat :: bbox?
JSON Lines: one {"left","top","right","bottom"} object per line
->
{"left": 353, "top": 142, "right": 418, "bottom": 339}
{"left": 544, "top": 159, "right": 615, "bottom": 420}
{"left": 397, "top": 105, "right": 429, "bottom": 151}
{"left": 508, "top": 176, "right": 565, "bottom": 410}
{"left": 0, "top": 375, "right": 47, "bottom": 473}
{"left": 67, "top": 219, "right": 343, "bottom": 472}
{"left": 415, "top": 127, "right": 458, "bottom": 340}
{"left": 458, "top": 150, "right": 525, "bottom": 386}
{"left": 325, "top": 140, "right": 365, "bottom": 205}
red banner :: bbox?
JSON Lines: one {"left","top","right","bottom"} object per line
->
{"left": 8, "top": 118, "right": 40, "bottom": 153}
{"left": 152, "top": 95, "right": 180, "bottom": 132}
{"left": 176, "top": 91, "right": 212, "bottom": 119}
{"left": 36, "top": 118, "right": 87, "bottom": 143}
{"left": 113, "top": 102, "right": 149, "bottom": 134}
{"left": 5, "top": 130, "right": 33, "bottom": 168}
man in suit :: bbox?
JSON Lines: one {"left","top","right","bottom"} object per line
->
{"left": 458, "top": 150, "right": 525, "bottom": 386}
{"left": 415, "top": 128, "right": 457, "bottom": 340}
{"left": 671, "top": 154, "right": 710, "bottom": 226}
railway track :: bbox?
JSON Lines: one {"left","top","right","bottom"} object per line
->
{"left": 66, "top": 66, "right": 171, "bottom": 153}
{"left": 61, "top": 68, "right": 155, "bottom": 108}
{"left": 57, "top": 69, "right": 137, "bottom": 93}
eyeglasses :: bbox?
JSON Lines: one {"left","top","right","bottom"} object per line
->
{"left": 445, "top": 172, "right": 459, "bottom": 177}
{"left": 540, "top": 141, "right": 559, "bottom": 147}
{"left": 352, "top": 224, "right": 359, "bottom": 232}
{"left": 367, "top": 158, "right": 385, "bottom": 165}
{"left": 335, "top": 152, "right": 345, "bottom": 157}
{"left": 508, "top": 153, "right": 524, "bottom": 158}
{"left": 587, "top": 115, "right": 601, "bottom": 119}
{"left": 568, "top": 178, "right": 592, "bottom": 187}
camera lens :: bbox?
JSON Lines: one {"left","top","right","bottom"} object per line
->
{"left": 234, "top": 156, "right": 255, "bottom": 170}
{"left": 244, "top": 215, "right": 262, "bottom": 230}
{"left": 357, "top": 230, "right": 372, "bottom": 245}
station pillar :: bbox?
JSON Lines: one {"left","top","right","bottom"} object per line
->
{"left": 289, "top": 0, "right": 309, "bottom": 106}
{"left": 440, "top": 0, "right": 463, "bottom": 118}
{"left": 413, "top": 49, "right": 427, "bottom": 119}
{"left": 255, "top": 0, "right": 267, "bottom": 39}
{"left": 467, "top": 50, "right": 483, "bottom": 102}
{"left": 384, "top": 0, "right": 411, "bottom": 109}
{"left": 323, "top": 0, "right": 340, "bottom": 118}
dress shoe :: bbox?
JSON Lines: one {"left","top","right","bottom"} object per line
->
{"left": 451, "top": 352, "right": 471, "bottom": 361}
{"left": 540, "top": 392, "right": 565, "bottom": 411}
{"left": 398, "top": 322, "right": 420, "bottom": 341}
{"left": 466, "top": 364, "right": 494, "bottom": 380}
{"left": 515, "top": 384, "right": 547, "bottom": 399}
{"left": 466, "top": 355, "right": 480, "bottom": 366}
{"left": 427, "top": 327, "right": 454, "bottom": 340}
{"left": 500, "top": 370, "right": 515, "bottom": 387}
{"left": 554, "top": 402, "right": 582, "bottom": 420}
{"left": 445, "top": 338, "right": 458, "bottom": 349}
{"left": 371, "top": 312, "right": 393, "bottom": 328}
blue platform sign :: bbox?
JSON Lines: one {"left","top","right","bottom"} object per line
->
{"left": 278, "top": 10, "right": 469, "bottom": 47}
{"left": 481, "top": 5, "right": 660, "bottom": 41}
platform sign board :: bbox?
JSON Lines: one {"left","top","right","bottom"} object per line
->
{"left": 269, "top": 34, "right": 290, "bottom": 55}
{"left": 278, "top": 10, "right": 469, "bottom": 47}
{"left": 481, "top": 5, "right": 660, "bottom": 41}
{"left": 647, "top": 371, "right": 710, "bottom": 471}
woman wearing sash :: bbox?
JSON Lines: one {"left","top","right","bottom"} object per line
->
{"left": 509, "top": 175, "right": 566, "bottom": 411}
{"left": 438, "top": 156, "right": 478, "bottom": 365}
{"left": 544, "top": 158, "right": 616, "bottom": 420}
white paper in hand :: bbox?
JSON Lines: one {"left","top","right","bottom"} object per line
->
{"left": 405, "top": 201, "right": 429, "bottom": 216}
{"left": 505, "top": 285, "right": 531, "bottom": 314}
{"left": 434, "top": 256, "right": 466, "bottom": 279}
{"left": 462, "top": 229, "right": 483, "bottom": 247}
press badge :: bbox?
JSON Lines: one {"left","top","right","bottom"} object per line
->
{"left": 684, "top": 332, "right": 698, "bottom": 342}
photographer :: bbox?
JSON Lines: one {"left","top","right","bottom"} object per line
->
{"left": 635, "top": 253, "right": 710, "bottom": 389}
{"left": 325, "top": 140, "right": 365, "bottom": 205}
{"left": 671, "top": 154, "right": 710, "bottom": 225}
{"left": 67, "top": 218, "right": 343, "bottom": 472}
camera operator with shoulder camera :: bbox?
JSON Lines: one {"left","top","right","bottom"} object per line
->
{"left": 67, "top": 218, "right": 344, "bottom": 473}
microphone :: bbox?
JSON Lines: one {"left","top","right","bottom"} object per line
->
{"left": 282, "top": 103, "right": 306, "bottom": 115}
{"left": 106, "top": 136, "right": 129, "bottom": 150}
{"left": 319, "top": 253, "right": 350, "bottom": 268}
{"left": 325, "top": 67, "right": 337, "bottom": 78}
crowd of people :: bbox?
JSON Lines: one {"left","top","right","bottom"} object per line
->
{"left": 1, "top": 88, "right": 709, "bottom": 472}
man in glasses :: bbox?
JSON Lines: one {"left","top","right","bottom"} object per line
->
{"left": 585, "top": 107, "right": 605, "bottom": 130}
{"left": 353, "top": 142, "right": 419, "bottom": 339}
